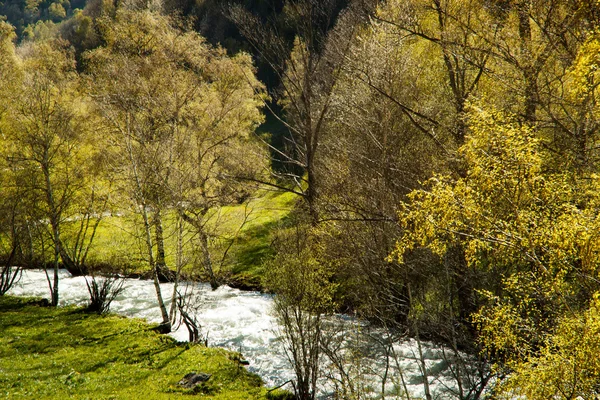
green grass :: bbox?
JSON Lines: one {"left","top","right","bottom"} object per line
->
{"left": 77, "top": 214, "right": 148, "bottom": 272}
{"left": 0, "top": 296, "right": 273, "bottom": 399}
{"left": 208, "top": 190, "right": 297, "bottom": 282}
{"left": 59, "top": 189, "right": 297, "bottom": 287}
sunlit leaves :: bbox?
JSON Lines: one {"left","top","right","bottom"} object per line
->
{"left": 393, "top": 104, "right": 600, "bottom": 277}
{"left": 86, "top": 10, "right": 267, "bottom": 212}
{"left": 392, "top": 103, "right": 600, "bottom": 396}
{"left": 498, "top": 294, "right": 600, "bottom": 399}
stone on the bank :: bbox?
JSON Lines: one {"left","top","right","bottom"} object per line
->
{"left": 178, "top": 372, "right": 211, "bottom": 389}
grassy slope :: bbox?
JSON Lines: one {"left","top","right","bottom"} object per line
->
{"left": 0, "top": 296, "right": 287, "bottom": 399}
{"left": 62, "top": 189, "right": 297, "bottom": 287}
{"left": 209, "top": 190, "right": 297, "bottom": 286}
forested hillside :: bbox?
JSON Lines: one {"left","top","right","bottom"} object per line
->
{"left": 2, "top": 0, "right": 600, "bottom": 398}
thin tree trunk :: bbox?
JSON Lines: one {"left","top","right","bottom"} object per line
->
{"left": 517, "top": 0, "right": 537, "bottom": 123}
{"left": 154, "top": 209, "right": 169, "bottom": 282}
{"left": 409, "top": 284, "right": 432, "bottom": 400}
{"left": 42, "top": 160, "right": 61, "bottom": 306}
{"left": 170, "top": 215, "right": 184, "bottom": 324}
{"left": 200, "top": 231, "right": 218, "bottom": 290}
{"left": 177, "top": 210, "right": 218, "bottom": 290}
{"left": 52, "top": 242, "right": 59, "bottom": 307}
{"left": 306, "top": 165, "right": 319, "bottom": 225}
{"left": 141, "top": 205, "right": 171, "bottom": 332}
{"left": 0, "top": 237, "right": 20, "bottom": 295}
{"left": 125, "top": 113, "right": 170, "bottom": 332}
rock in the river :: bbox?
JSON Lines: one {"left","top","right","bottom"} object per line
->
{"left": 178, "top": 372, "right": 211, "bottom": 389}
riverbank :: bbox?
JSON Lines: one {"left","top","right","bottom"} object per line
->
{"left": 37, "top": 189, "right": 297, "bottom": 292}
{"left": 0, "top": 296, "right": 290, "bottom": 399}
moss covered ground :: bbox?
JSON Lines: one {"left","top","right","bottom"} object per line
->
{"left": 0, "top": 296, "right": 291, "bottom": 399}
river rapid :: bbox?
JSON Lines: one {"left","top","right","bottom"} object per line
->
{"left": 7, "top": 269, "right": 489, "bottom": 399}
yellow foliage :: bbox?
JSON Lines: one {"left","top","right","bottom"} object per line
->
{"left": 394, "top": 104, "right": 600, "bottom": 278}
{"left": 393, "top": 103, "right": 600, "bottom": 393}
{"left": 568, "top": 33, "right": 600, "bottom": 104}
{"left": 499, "top": 294, "right": 600, "bottom": 399}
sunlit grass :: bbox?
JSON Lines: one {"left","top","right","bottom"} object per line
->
{"left": 208, "top": 190, "right": 297, "bottom": 282}
{"left": 58, "top": 189, "right": 298, "bottom": 286}
{"left": 0, "top": 296, "right": 271, "bottom": 399}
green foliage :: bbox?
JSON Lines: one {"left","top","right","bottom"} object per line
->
{"left": 0, "top": 296, "right": 268, "bottom": 399}
{"left": 85, "top": 8, "right": 267, "bottom": 210}
{"left": 0, "top": 35, "right": 107, "bottom": 282}
{"left": 265, "top": 223, "right": 338, "bottom": 313}
{"left": 474, "top": 272, "right": 571, "bottom": 364}
{"left": 3, "top": 1, "right": 600, "bottom": 396}
{"left": 0, "top": 0, "right": 84, "bottom": 39}
{"left": 0, "top": 22, "right": 21, "bottom": 107}
{"left": 569, "top": 34, "right": 600, "bottom": 100}
{"left": 48, "top": 2, "right": 66, "bottom": 20}
{"left": 85, "top": 9, "right": 268, "bottom": 295}
{"left": 265, "top": 222, "right": 338, "bottom": 399}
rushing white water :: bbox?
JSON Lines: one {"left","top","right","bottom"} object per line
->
{"left": 7, "top": 270, "right": 489, "bottom": 399}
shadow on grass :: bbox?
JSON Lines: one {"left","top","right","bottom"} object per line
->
{"left": 230, "top": 215, "right": 292, "bottom": 275}
{"left": 0, "top": 296, "right": 49, "bottom": 311}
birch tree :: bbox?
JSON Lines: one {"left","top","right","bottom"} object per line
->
{"left": 0, "top": 37, "right": 97, "bottom": 305}
{"left": 86, "top": 9, "right": 265, "bottom": 329}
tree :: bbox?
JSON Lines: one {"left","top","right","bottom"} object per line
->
{"left": 373, "top": 0, "right": 492, "bottom": 145}
{"left": 228, "top": 0, "right": 374, "bottom": 224}
{"left": 305, "top": 1, "right": 490, "bottom": 338}
{"left": 327, "top": 0, "right": 600, "bottom": 350}
{"left": 556, "top": 30, "right": 600, "bottom": 172}
{"left": 496, "top": 294, "right": 600, "bottom": 399}
{"left": 265, "top": 221, "right": 337, "bottom": 400}
{"left": 0, "top": 166, "right": 25, "bottom": 295}
{"left": 480, "top": 0, "right": 592, "bottom": 121}
{"left": 312, "top": 3, "right": 457, "bottom": 327}
{"left": 393, "top": 104, "right": 600, "bottom": 391}
{"left": 1, "top": 37, "right": 96, "bottom": 305}
{"left": 0, "top": 21, "right": 25, "bottom": 295}
{"left": 86, "top": 9, "right": 266, "bottom": 329}
{"left": 369, "top": 0, "right": 600, "bottom": 171}
{"left": 469, "top": 0, "right": 600, "bottom": 173}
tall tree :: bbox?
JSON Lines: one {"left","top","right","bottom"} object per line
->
{"left": 374, "top": 0, "right": 492, "bottom": 145}
{"left": 1, "top": 37, "right": 94, "bottom": 305}
{"left": 86, "top": 9, "right": 265, "bottom": 328}
{"left": 229, "top": 0, "right": 374, "bottom": 224}
{"left": 393, "top": 104, "right": 600, "bottom": 378}
{"left": 0, "top": 21, "right": 25, "bottom": 295}
{"left": 473, "top": 0, "right": 599, "bottom": 171}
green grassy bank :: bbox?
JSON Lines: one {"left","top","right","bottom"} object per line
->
{"left": 0, "top": 296, "right": 289, "bottom": 399}
{"left": 60, "top": 189, "right": 297, "bottom": 289}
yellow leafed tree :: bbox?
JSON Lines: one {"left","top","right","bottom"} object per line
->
{"left": 392, "top": 102, "right": 600, "bottom": 397}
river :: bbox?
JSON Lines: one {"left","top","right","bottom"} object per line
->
{"left": 7, "top": 269, "right": 490, "bottom": 399}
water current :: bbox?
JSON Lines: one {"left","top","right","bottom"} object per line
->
{"left": 8, "top": 269, "right": 486, "bottom": 399}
